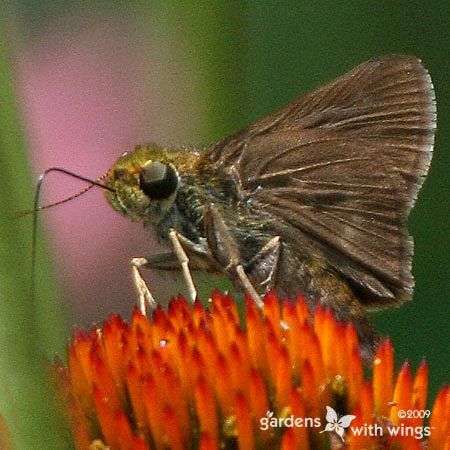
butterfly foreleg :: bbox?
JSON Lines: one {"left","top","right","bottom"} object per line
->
{"left": 130, "top": 233, "right": 213, "bottom": 313}
{"left": 130, "top": 257, "right": 158, "bottom": 315}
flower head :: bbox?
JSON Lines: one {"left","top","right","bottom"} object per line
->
{"left": 55, "top": 291, "right": 449, "bottom": 449}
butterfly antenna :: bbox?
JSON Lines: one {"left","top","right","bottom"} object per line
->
{"left": 34, "top": 183, "right": 95, "bottom": 211}
{"left": 30, "top": 167, "right": 114, "bottom": 303}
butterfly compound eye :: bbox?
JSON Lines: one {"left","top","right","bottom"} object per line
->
{"left": 139, "top": 161, "right": 179, "bottom": 200}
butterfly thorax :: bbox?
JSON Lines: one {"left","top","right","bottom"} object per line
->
{"left": 162, "top": 165, "right": 274, "bottom": 254}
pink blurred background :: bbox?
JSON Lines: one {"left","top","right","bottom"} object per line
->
{"left": 13, "top": 9, "right": 206, "bottom": 325}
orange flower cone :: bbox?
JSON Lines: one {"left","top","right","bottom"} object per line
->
{"left": 55, "top": 291, "right": 450, "bottom": 449}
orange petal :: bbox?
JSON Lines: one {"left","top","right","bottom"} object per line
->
{"left": 199, "top": 432, "right": 219, "bottom": 450}
{"left": 162, "top": 405, "right": 184, "bottom": 450}
{"left": 194, "top": 375, "right": 218, "bottom": 443}
{"left": 373, "top": 339, "right": 394, "bottom": 417}
{"left": 429, "top": 386, "right": 450, "bottom": 450}
{"left": 236, "top": 392, "right": 254, "bottom": 450}
{"left": 390, "top": 361, "right": 412, "bottom": 425}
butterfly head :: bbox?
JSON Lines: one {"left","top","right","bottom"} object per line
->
{"left": 104, "top": 144, "right": 181, "bottom": 225}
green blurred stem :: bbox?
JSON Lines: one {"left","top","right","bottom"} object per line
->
{"left": 0, "top": 12, "right": 68, "bottom": 450}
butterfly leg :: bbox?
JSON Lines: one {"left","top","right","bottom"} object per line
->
{"left": 130, "top": 257, "right": 158, "bottom": 315}
{"left": 246, "top": 236, "right": 282, "bottom": 289}
{"left": 130, "top": 250, "right": 198, "bottom": 314}
{"left": 167, "top": 229, "right": 198, "bottom": 304}
{"left": 130, "top": 235, "right": 214, "bottom": 313}
{"left": 204, "top": 204, "right": 264, "bottom": 309}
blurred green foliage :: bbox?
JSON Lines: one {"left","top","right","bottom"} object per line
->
{"left": 0, "top": 10, "right": 67, "bottom": 450}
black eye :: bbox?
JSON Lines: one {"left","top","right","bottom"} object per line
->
{"left": 139, "top": 162, "right": 179, "bottom": 200}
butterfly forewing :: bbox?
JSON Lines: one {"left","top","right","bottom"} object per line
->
{"left": 209, "top": 55, "right": 436, "bottom": 306}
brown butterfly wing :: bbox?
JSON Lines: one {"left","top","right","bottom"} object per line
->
{"left": 209, "top": 55, "right": 436, "bottom": 306}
